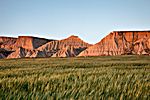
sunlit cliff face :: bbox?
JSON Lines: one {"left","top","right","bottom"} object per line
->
{"left": 0, "top": 35, "right": 92, "bottom": 58}
{"left": 0, "top": 31, "right": 150, "bottom": 59}
{"left": 78, "top": 31, "right": 150, "bottom": 56}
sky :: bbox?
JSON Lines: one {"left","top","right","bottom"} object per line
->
{"left": 0, "top": 0, "right": 150, "bottom": 44}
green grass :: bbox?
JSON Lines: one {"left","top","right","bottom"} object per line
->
{"left": 0, "top": 55, "right": 150, "bottom": 100}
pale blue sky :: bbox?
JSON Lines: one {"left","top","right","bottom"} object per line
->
{"left": 0, "top": 0, "right": 150, "bottom": 44}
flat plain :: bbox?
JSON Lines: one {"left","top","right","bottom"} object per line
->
{"left": 0, "top": 56, "right": 150, "bottom": 100}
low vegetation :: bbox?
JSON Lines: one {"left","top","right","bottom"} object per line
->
{"left": 0, "top": 56, "right": 150, "bottom": 99}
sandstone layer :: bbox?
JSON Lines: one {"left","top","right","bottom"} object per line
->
{"left": 78, "top": 31, "right": 150, "bottom": 56}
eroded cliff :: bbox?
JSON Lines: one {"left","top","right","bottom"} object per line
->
{"left": 0, "top": 37, "right": 17, "bottom": 50}
{"left": 14, "top": 36, "right": 53, "bottom": 50}
{"left": 37, "top": 35, "right": 92, "bottom": 57}
{"left": 0, "top": 36, "right": 54, "bottom": 58}
{"left": 1, "top": 31, "right": 150, "bottom": 59}
{"left": 78, "top": 31, "right": 150, "bottom": 56}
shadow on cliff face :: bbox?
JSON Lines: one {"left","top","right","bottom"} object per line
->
{"left": 0, "top": 48, "right": 13, "bottom": 58}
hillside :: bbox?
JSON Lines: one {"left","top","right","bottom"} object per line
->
{"left": 0, "top": 31, "right": 150, "bottom": 59}
{"left": 0, "top": 35, "right": 92, "bottom": 58}
{"left": 0, "top": 36, "right": 17, "bottom": 50}
{"left": 37, "top": 35, "right": 92, "bottom": 57}
{"left": 78, "top": 31, "right": 150, "bottom": 56}
{"left": 0, "top": 36, "right": 54, "bottom": 58}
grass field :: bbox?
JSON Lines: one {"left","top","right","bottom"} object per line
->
{"left": 0, "top": 56, "right": 150, "bottom": 100}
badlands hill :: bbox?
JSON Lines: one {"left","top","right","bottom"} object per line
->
{"left": 0, "top": 36, "right": 17, "bottom": 50}
{"left": 0, "top": 36, "right": 52, "bottom": 50}
{"left": 0, "top": 36, "right": 53, "bottom": 58}
{"left": 37, "top": 35, "right": 92, "bottom": 57}
{"left": 14, "top": 36, "right": 52, "bottom": 50}
{"left": 0, "top": 31, "right": 150, "bottom": 59}
{"left": 79, "top": 31, "right": 150, "bottom": 56}
{"left": 1, "top": 35, "right": 91, "bottom": 58}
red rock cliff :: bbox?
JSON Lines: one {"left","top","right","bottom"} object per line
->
{"left": 37, "top": 35, "right": 92, "bottom": 57}
{"left": 14, "top": 36, "right": 53, "bottom": 50}
{"left": 78, "top": 31, "right": 150, "bottom": 56}
{"left": 0, "top": 37, "right": 17, "bottom": 50}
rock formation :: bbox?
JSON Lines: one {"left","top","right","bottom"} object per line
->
{"left": 0, "top": 48, "right": 13, "bottom": 58}
{"left": 78, "top": 31, "right": 150, "bottom": 56}
{"left": 7, "top": 47, "right": 47, "bottom": 58}
{"left": 5, "top": 35, "right": 91, "bottom": 58}
{"left": 37, "top": 35, "right": 92, "bottom": 57}
{"left": 7, "top": 47, "right": 28, "bottom": 58}
{"left": 1, "top": 31, "right": 150, "bottom": 59}
{"left": 0, "top": 36, "right": 53, "bottom": 59}
{"left": 52, "top": 46, "right": 78, "bottom": 57}
{"left": 0, "top": 37, "right": 17, "bottom": 50}
{"left": 14, "top": 36, "right": 53, "bottom": 50}
{"left": 30, "top": 50, "right": 46, "bottom": 58}
{"left": 0, "top": 53, "right": 6, "bottom": 58}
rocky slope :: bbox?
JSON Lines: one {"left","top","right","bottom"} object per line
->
{"left": 52, "top": 46, "right": 78, "bottom": 57}
{"left": 36, "top": 35, "right": 92, "bottom": 57}
{"left": 1, "top": 31, "right": 150, "bottom": 59}
{"left": 2, "top": 35, "right": 91, "bottom": 58}
{"left": 0, "top": 36, "right": 54, "bottom": 58}
{"left": 0, "top": 36, "right": 53, "bottom": 50}
{"left": 14, "top": 36, "right": 53, "bottom": 50}
{"left": 0, "top": 37, "right": 17, "bottom": 50}
{"left": 0, "top": 48, "right": 13, "bottom": 58}
{"left": 7, "top": 47, "right": 28, "bottom": 58}
{"left": 78, "top": 31, "right": 150, "bottom": 56}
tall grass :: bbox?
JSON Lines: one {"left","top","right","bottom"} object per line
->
{"left": 0, "top": 55, "right": 150, "bottom": 99}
